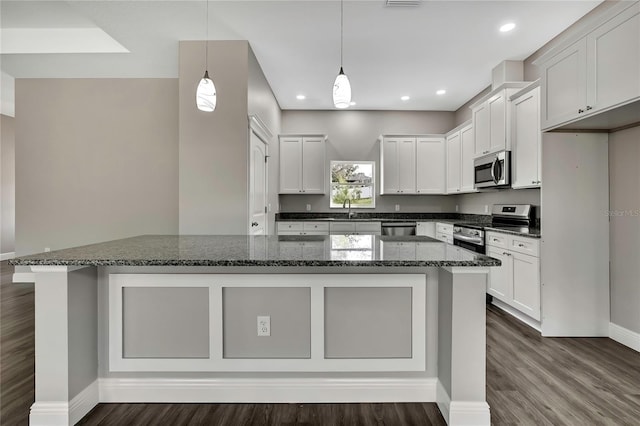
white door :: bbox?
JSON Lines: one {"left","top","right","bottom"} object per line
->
{"left": 473, "top": 103, "right": 490, "bottom": 156}
{"left": 249, "top": 131, "right": 268, "bottom": 235}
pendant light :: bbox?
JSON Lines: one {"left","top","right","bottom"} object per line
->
{"left": 196, "top": 0, "right": 216, "bottom": 112}
{"left": 333, "top": 0, "right": 351, "bottom": 109}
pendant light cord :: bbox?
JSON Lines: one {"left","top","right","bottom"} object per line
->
{"left": 340, "top": 0, "right": 343, "bottom": 68}
{"left": 205, "top": 0, "right": 209, "bottom": 71}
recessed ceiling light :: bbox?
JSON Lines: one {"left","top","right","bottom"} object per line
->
{"left": 350, "top": 101, "right": 356, "bottom": 106}
{"left": 296, "top": 94, "right": 306, "bottom": 100}
{"left": 401, "top": 95, "right": 410, "bottom": 101}
{"left": 500, "top": 23, "right": 516, "bottom": 32}
{"left": 436, "top": 89, "right": 446, "bottom": 95}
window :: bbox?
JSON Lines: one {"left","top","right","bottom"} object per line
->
{"left": 330, "top": 161, "right": 375, "bottom": 208}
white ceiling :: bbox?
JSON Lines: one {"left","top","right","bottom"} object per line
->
{"left": 0, "top": 0, "right": 602, "bottom": 111}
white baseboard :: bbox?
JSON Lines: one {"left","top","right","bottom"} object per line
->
{"left": 30, "top": 380, "right": 99, "bottom": 426}
{"left": 436, "top": 380, "right": 490, "bottom": 426}
{"left": 12, "top": 272, "right": 35, "bottom": 283}
{"left": 70, "top": 380, "right": 99, "bottom": 425}
{"left": 29, "top": 402, "right": 70, "bottom": 426}
{"left": 0, "top": 251, "right": 15, "bottom": 261}
{"left": 491, "top": 298, "right": 541, "bottom": 332}
{"left": 99, "top": 377, "right": 437, "bottom": 403}
{"left": 449, "top": 401, "right": 491, "bottom": 426}
{"left": 610, "top": 322, "right": 640, "bottom": 353}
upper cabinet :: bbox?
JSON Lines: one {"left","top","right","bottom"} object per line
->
{"left": 538, "top": 2, "right": 640, "bottom": 130}
{"left": 445, "top": 121, "right": 477, "bottom": 194}
{"left": 279, "top": 135, "right": 326, "bottom": 194}
{"left": 380, "top": 135, "right": 445, "bottom": 195}
{"left": 511, "top": 84, "right": 542, "bottom": 189}
{"left": 471, "top": 83, "right": 530, "bottom": 157}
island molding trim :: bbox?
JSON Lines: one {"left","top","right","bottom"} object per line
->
{"left": 29, "top": 379, "right": 98, "bottom": 426}
{"left": 98, "top": 377, "right": 437, "bottom": 403}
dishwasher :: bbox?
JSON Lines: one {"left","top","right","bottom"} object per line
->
{"left": 381, "top": 222, "right": 416, "bottom": 236}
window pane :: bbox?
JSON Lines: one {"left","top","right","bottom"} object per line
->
{"left": 330, "top": 161, "right": 375, "bottom": 208}
{"left": 330, "top": 184, "right": 374, "bottom": 208}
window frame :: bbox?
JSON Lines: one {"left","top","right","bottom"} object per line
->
{"left": 329, "top": 160, "right": 376, "bottom": 209}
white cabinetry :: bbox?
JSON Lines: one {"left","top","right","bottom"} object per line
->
{"left": 511, "top": 84, "right": 542, "bottom": 189}
{"left": 380, "top": 135, "right": 445, "bottom": 195}
{"left": 279, "top": 135, "right": 326, "bottom": 194}
{"left": 416, "top": 222, "right": 435, "bottom": 238}
{"left": 277, "top": 221, "right": 329, "bottom": 236}
{"left": 416, "top": 137, "right": 446, "bottom": 194}
{"left": 445, "top": 132, "right": 461, "bottom": 193}
{"left": 435, "top": 222, "right": 453, "bottom": 244}
{"left": 538, "top": 2, "right": 640, "bottom": 130}
{"left": 445, "top": 121, "right": 476, "bottom": 194}
{"left": 330, "top": 221, "right": 381, "bottom": 235}
{"left": 486, "top": 231, "right": 540, "bottom": 321}
{"left": 471, "top": 83, "right": 530, "bottom": 157}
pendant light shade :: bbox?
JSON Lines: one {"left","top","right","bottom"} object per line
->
{"left": 196, "top": 0, "right": 216, "bottom": 112}
{"left": 333, "top": 67, "right": 351, "bottom": 109}
{"left": 196, "top": 70, "right": 216, "bottom": 112}
{"left": 333, "top": 0, "right": 351, "bottom": 109}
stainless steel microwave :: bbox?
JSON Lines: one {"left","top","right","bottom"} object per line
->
{"left": 474, "top": 150, "right": 511, "bottom": 189}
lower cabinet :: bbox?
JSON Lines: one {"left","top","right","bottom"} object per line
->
{"left": 486, "top": 232, "right": 541, "bottom": 321}
{"left": 435, "top": 222, "right": 454, "bottom": 244}
{"left": 330, "top": 221, "right": 382, "bottom": 235}
{"left": 277, "top": 221, "right": 329, "bottom": 235}
{"left": 416, "top": 221, "right": 436, "bottom": 237}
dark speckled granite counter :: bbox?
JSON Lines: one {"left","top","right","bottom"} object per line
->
{"left": 10, "top": 234, "right": 500, "bottom": 267}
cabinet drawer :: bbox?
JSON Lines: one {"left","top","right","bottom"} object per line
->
{"left": 303, "top": 222, "right": 329, "bottom": 233}
{"left": 436, "top": 222, "right": 453, "bottom": 234}
{"left": 436, "top": 233, "right": 453, "bottom": 244}
{"left": 330, "top": 222, "right": 356, "bottom": 233}
{"left": 355, "top": 222, "right": 382, "bottom": 233}
{"left": 486, "top": 232, "right": 508, "bottom": 249}
{"left": 510, "top": 236, "right": 540, "bottom": 257}
{"left": 278, "top": 222, "right": 304, "bottom": 233}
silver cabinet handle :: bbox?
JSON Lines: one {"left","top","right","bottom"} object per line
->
{"left": 251, "top": 222, "right": 258, "bottom": 227}
{"left": 493, "top": 238, "right": 499, "bottom": 242}
{"left": 519, "top": 243, "right": 525, "bottom": 247}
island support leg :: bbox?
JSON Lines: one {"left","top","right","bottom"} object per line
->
{"left": 437, "top": 267, "right": 490, "bottom": 426}
{"left": 29, "top": 266, "right": 99, "bottom": 426}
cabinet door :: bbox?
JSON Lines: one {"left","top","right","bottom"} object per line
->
{"left": 487, "top": 247, "right": 512, "bottom": 301}
{"left": 511, "top": 251, "right": 541, "bottom": 321}
{"left": 416, "top": 222, "right": 435, "bottom": 238}
{"left": 416, "top": 137, "right": 445, "bottom": 194}
{"left": 473, "top": 103, "right": 490, "bottom": 156}
{"left": 381, "top": 241, "right": 416, "bottom": 260}
{"left": 512, "top": 87, "right": 541, "bottom": 189}
{"left": 459, "top": 124, "right": 476, "bottom": 192}
{"left": 541, "top": 39, "right": 587, "bottom": 130}
{"left": 488, "top": 91, "right": 507, "bottom": 153}
{"left": 381, "top": 138, "right": 400, "bottom": 194}
{"left": 587, "top": 3, "right": 640, "bottom": 113}
{"left": 446, "top": 133, "right": 461, "bottom": 193}
{"left": 279, "top": 137, "right": 302, "bottom": 193}
{"left": 301, "top": 137, "right": 325, "bottom": 193}
{"left": 398, "top": 138, "right": 417, "bottom": 193}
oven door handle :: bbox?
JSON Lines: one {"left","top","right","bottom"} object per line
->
{"left": 453, "top": 234, "right": 484, "bottom": 244}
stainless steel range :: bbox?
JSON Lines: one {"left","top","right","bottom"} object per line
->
{"left": 453, "top": 204, "right": 535, "bottom": 254}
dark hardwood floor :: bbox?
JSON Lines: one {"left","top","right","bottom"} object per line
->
{"left": 2, "top": 260, "right": 639, "bottom": 425}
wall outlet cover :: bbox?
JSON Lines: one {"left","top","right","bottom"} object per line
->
{"left": 306, "top": 204, "right": 311, "bottom": 211}
{"left": 395, "top": 204, "right": 400, "bottom": 211}
{"left": 257, "top": 315, "right": 270, "bottom": 337}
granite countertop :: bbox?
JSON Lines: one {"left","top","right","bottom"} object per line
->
{"left": 9, "top": 235, "right": 501, "bottom": 268}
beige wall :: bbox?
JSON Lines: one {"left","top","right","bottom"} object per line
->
{"left": 454, "top": 188, "right": 541, "bottom": 218}
{"left": 280, "top": 110, "right": 457, "bottom": 213}
{"left": 248, "top": 46, "right": 282, "bottom": 234}
{"left": 453, "top": 85, "right": 491, "bottom": 127}
{"left": 15, "top": 79, "right": 178, "bottom": 255}
{"left": 179, "top": 40, "right": 251, "bottom": 234}
{"left": 609, "top": 125, "right": 640, "bottom": 334}
{"left": 1, "top": 114, "right": 15, "bottom": 254}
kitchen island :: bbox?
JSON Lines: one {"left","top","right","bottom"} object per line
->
{"left": 11, "top": 234, "right": 499, "bottom": 426}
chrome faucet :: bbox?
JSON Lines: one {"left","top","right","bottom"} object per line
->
{"left": 343, "top": 199, "right": 355, "bottom": 219}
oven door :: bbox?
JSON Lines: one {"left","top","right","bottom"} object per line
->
{"left": 474, "top": 151, "right": 510, "bottom": 188}
{"left": 453, "top": 237, "right": 486, "bottom": 254}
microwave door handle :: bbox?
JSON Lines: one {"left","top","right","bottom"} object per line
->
{"left": 490, "top": 158, "right": 497, "bottom": 184}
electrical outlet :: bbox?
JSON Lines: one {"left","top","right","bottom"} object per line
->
{"left": 44, "top": 247, "right": 51, "bottom": 252}
{"left": 306, "top": 204, "right": 311, "bottom": 211}
{"left": 268, "top": 203, "right": 272, "bottom": 212}
{"left": 455, "top": 205, "right": 459, "bottom": 212}
{"left": 395, "top": 204, "right": 400, "bottom": 212}
{"left": 484, "top": 205, "right": 489, "bottom": 213}
{"left": 257, "top": 316, "right": 270, "bottom": 336}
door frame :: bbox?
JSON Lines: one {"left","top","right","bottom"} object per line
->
{"left": 248, "top": 115, "right": 272, "bottom": 235}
